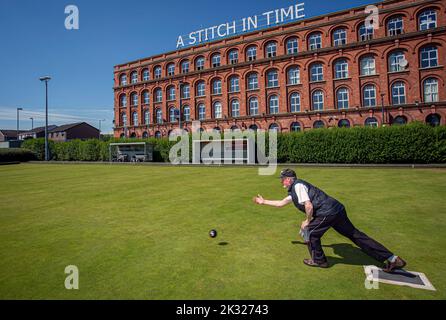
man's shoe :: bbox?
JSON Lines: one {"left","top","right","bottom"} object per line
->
{"left": 303, "top": 258, "right": 329, "bottom": 268}
{"left": 383, "top": 257, "right": 407, "bottom": 273}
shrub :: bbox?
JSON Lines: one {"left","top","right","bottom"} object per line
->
{"left": 0, "top": 148, "right": 36, "bottom": 162}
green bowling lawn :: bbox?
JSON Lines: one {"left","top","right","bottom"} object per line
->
{"left": 0, "top": 163, "right": 445, "bottom": 299}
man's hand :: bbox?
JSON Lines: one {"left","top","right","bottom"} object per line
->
{"left": 301, "top": 219, "right": 310, "bottom": 230}
{"left": 253, "top": 194, "right": 265, "bottom": 205}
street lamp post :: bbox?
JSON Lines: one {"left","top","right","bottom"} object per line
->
{"left": 17, "top": 108, "right": 23, "bottom": 140}
{"left": 381, "top": 93, "right": 386, "bottom": 127}
{"left": 99, "top": 119, "right": 106, "bottom": 138}
{"left": 39, "top": 76, "right": 51, "bottom": 161}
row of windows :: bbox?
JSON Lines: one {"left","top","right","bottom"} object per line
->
{"left": 118, "top": 9, "right": 439, "bottom": 85}
{"left": 119, "top": 77, "right": 440, "bottom": 126}
{"left": 118, "top": 45, "right": 440, "bottom": 107}
{"left": 120, "top": 113, "right": 442, "bottom": 140}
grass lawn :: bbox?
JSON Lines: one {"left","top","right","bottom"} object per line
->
{"left": 0, "top": 163, "right": 445, "bottom": 300}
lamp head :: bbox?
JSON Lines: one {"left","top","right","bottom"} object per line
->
{"left": 39, "top": 76, "right": 51, "bottom": 82}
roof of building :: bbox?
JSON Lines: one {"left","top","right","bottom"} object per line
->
{"left": 0, "top": 130, "right": 26, "bottom": 137}
{"left": 20, "top": 125, "right": 58, "bottom": 134}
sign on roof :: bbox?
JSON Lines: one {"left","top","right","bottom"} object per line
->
{"left": 176, "top": 2, "right": 305, "bottom": 49}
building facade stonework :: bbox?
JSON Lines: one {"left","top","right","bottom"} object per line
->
{"left": 113, "top": 0, "right": 446, "bottom": 139}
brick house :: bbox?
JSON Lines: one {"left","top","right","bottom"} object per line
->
{"left": 18, "top": 125, "right": 58, "bottom": 140}
{"left": 49, "top": 122, "right": 100, "bottom": 142}
{"left": 113, "top": 0, "right": 446, "bottom": 138}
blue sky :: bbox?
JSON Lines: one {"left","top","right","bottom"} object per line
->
{"left": 0, "top": 0, "right": 376, "bottom": 134}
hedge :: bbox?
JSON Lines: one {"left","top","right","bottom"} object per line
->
{"left": 0, "top": 148, "right": 36, "bottom": 162}
{"left": 19, "top": 123, "right": 446, "bottom": 164}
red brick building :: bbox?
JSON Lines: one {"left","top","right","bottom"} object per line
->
{"left": 113, "top": 0, "right": 446, "bottom": 139}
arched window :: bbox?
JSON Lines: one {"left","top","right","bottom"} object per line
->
{"left": 247, "top": 73, "right": 259, "bottom": 90}
{"left": 338, "top": 119, "right": 350, "bottom": 128}
{"left": 156, "top": 109, "right": 163, "bottom": 124}
{"left": 131, "top": 92, "right": 138, "bottom": 106}
{"left": 228, "top": 49, "right": 239, "bottom": 64}
{"left": 269, "top": 123, "right": 279, "bottom": 132}
{"left": 198, "top": 104, "right": 206, "bottom": 120}
{"left": 286, "top": 37, "right": 299, "bottom": 54}
{"left": 360, "top": 56, "right": 376, "bottom": 76}
{"left": 154, "top": 66, "right": 162, "bottom": 79}
{"left": 213, "top": 102, "right": 222, "bottom": 119}
{"left": 142, "top": 69, "right": 150, "bottom": 81}
{"left": 155, "top": 131, "right": 162, "bottom": 139}
{"left": 387, "top": 16, "right": 404, "bottom": 36}
{"left": 287, "top": 66, "right": 300, "bottom": 85}
{"left": 230, "top": 125, "right": 240, "bottom": 132}
{"left": 120, "top": 94, "right": 127, "bottom": 107}
{"left": 249, "top": 97, "right": 259, "bottom": 115}
{"left": 167, "top": 63, "right": 175, "bottom": 76}
{"left": 266, "top": 69, "right": 279, "bottom": 88}
{"left": 142, "top": 132, "right": 149, "bottom": 139}
{"left": 392, "top": 115, "right": 407, "bottom": 125}
{"left": 121, "top": 113, "right": 127, "bottom": 127}
{"left": 363, "top": 85, "right": 377, "bottom": 107}
{"left": 249, "top": 124, "right": 258, "bottom": 132}
{"left": 290, "top": 122, "right": 301, "bottom": 132}
{"left": 169, "top": 107, "right": 177, "bottom": 123}
{"left": 426, "top": 114, "right": 441, "bottom": 127}
{"left": 155, "top": 88, "right": 162, "bottom": 103}
{"left": 142, "top": 91, "right": 150, "bottom": 105}
{"left": 130, "top": 133, "right": 136, "bottom": 138}
{"left": 308, "top": 32, "right": 322, "bottom": 50}
{"left": 423, "top": 78, "right": 439, "bottom": 103}
{"left": 211, "top": 53, "right": 221, "bottom": 68}
{"left": 265, "top": 41, "right": 277, "bottom": 58}
{"left": 181, "top": 84, "right": 190, "bottom": 99}
{"left": 231, "top": 100, "right": 240, "bottom": 117}
{"left": 419, "top": 9, "right": 437, "bottom": 30}
{"left": 120, "top": 74, "right": 128, "bottom": 86}
{"left": 167, "top": 86, "right": 176, "bottom": 101}
{"left": 312, "top": 90, "right": 324, "bottom": 111}
{"left": 196, "top": 81, "right": 206, "bottom": 97}
{"left": 358, "top": 22, "right": 374, "bottom": 41}
{"left": 420, "top": 46, "right": 438, "bottom": 68}
{"left": 144, "top": 110, "right": 150, "bottom": 125}
{"left": 183, "top": 106, "right": 191, "bottom": 122}
{"left": 269, "top": 95, "right": 279, "bottom": 114}
{"left": 290, "top": 93, "right": 301, "bottom": 112}
{"left": 336, "top": 88, "right": 349, "bottom": 109}
{"left": 213, "top": 127, "right": 221, "bottom": 134}
{"left": 365, "top": 117, "right": 378, "bottom": 127}
{"left": 229, "top": 76, "right": 240, "bottom": 93}
{"left": 313, "top": 120, "right": 325, "bottom": 129}
{"left": 131, "top": 71, "right": 138, "bottom": 84}
{"left": 246, "top": 46, "right": 257, "bottom": 61}
{"left": 132, "top": 112, "right": 138, "bottom": 126}
{"left": 389, "top": 51, "right": 406, "bottom": 72}
{"left": 334, "top": 59, "right": 348, "bottom": 79}
{"left": 310, "top": 63, "right": 323, "bottom": 82}
{"left": 391, "top": 82, "right": 406, "bottom": 105}
{"left": 195, "top": 56, "right": 205, "bottom": 71}
{"left": 181, "top": 60, "right": 190, "bottom": 74}
{"left": 212, "top": 79, "right": 222, "bottom": 94}
{"left": 333, "top": 28, "right": 347, "bottom": 46}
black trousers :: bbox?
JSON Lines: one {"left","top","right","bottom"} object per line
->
{"left": 307, "top": 209, "right": 394, "bottom": 264}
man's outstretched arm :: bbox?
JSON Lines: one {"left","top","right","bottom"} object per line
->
{"left": 253, "top": 195, "right": 292, "bottom": 208}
